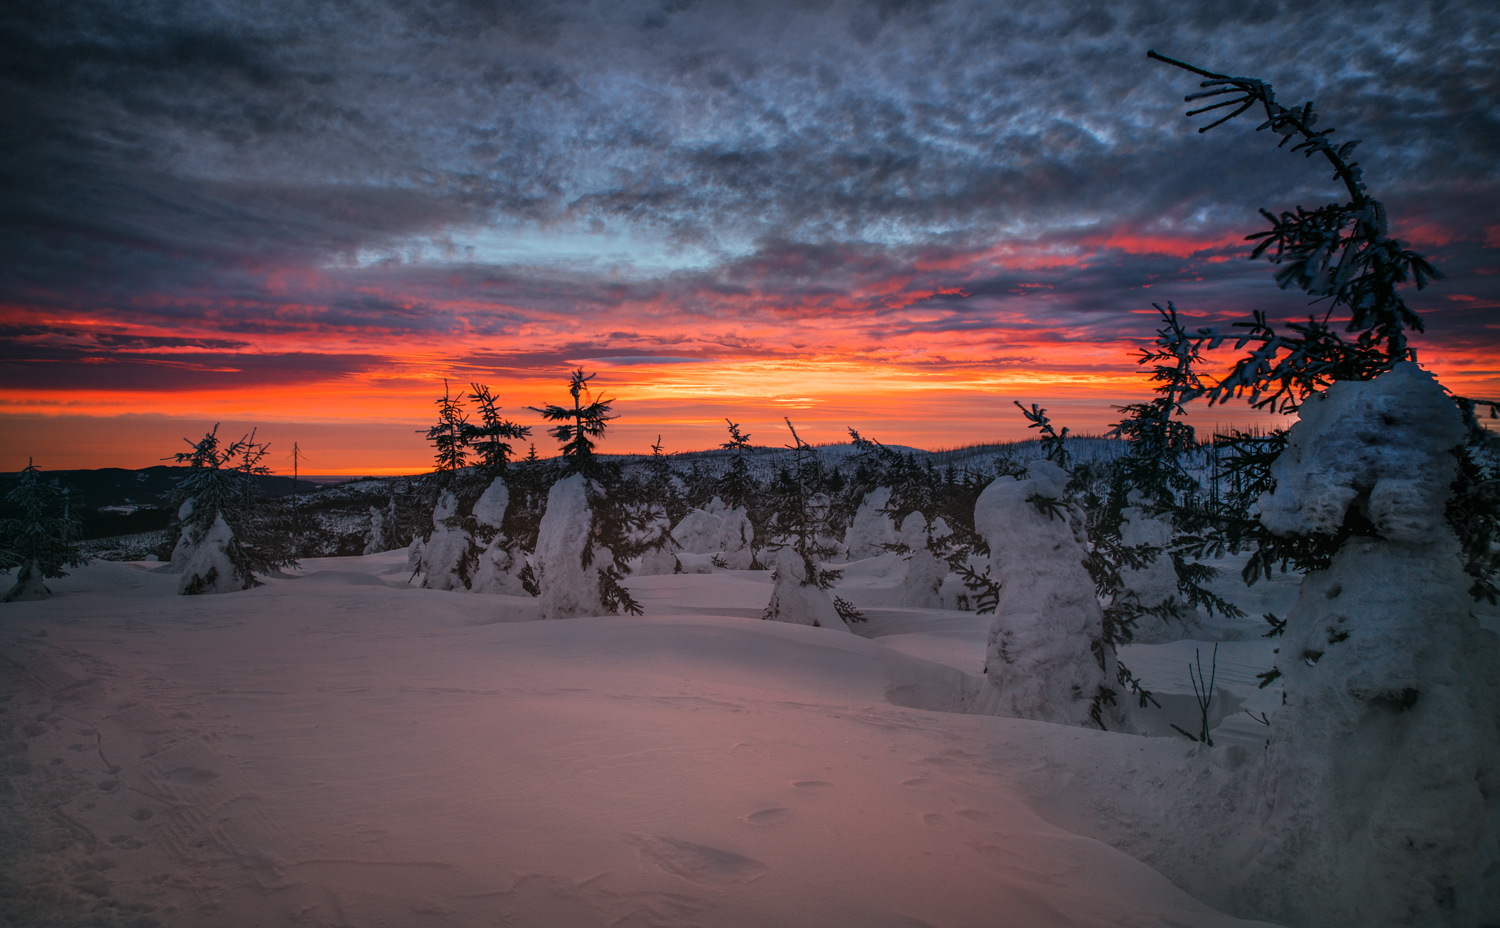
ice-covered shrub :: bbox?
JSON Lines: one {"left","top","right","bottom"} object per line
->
{"left": 762, "top": 545, "right": 849, "bottom": 632}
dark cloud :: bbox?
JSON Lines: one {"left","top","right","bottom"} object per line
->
{"left": 1, "top": 0, "right": 1495, "bottom": 380}
{"left": 0, "top": 351, "right": 385, "bottom": 392}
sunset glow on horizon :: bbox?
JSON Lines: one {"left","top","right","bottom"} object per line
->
{"left": 3, "top": 2, "right": 1496, "bottom": 474}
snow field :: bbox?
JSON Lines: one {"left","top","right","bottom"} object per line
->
{"left": 0, "top": 552, "right": 1289, "bottom": 928}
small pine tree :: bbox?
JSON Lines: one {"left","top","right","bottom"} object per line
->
{"left": 530, "top": 369, "right": 615, "bottom": 480}
{"left": 167, "top": 425, "right": 296, "bottom": 593}
{"left": 464, "top": 383, "right": 531, "bottom": 477}
{"left": 765, "top": 418, "right": 841, "bottom": 589}
{"left": 715, "top": 419, "right": 757, "bottom": 512}
{"left": 425, "top": 380, "right": 470, "bottom": 486}
{"left": 1, "top": 459, "right": 86, "bottom": 602}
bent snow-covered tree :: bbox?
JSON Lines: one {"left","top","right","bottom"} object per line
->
{"left": 1148, "top": 51, "right": 1500, "bottom": 927}
{"left": 162, "top": 426, "right": 296, "bottom": 594}
{"left": 1, "top": 459, "right": 86, "bottom": 602}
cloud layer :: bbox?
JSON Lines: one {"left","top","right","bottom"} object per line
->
{"left": 2, "top": 0, "right": 1496, "bottom": 469}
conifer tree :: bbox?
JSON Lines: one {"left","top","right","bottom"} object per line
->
{"left": 166, "top": 425, "right": 296, "bottom": 593}
{"left": 425, "top": 380, "right": 470, "bottom": 487}
{"left": 1142, "top": 53, "right": 1500, "bottom": 926}
{"left": 761, "top": 419, "right": 862, "bottom": 626}
{"left": 530, "top": 369, "right": 614, "bottom": 480}
{"left": 1, "top": 459, "right": 86, "bottom": 602}
{"left": 464, "top": 383, "right": 531, "bottom": 477}
{"left": 715, "top": 419, "right": 757, "bottom": 512}
{"left": 1145, "top": 51, "right": 1498, "bottom": 599}
{"left": 529, "top": 370, "right": 648, "bottom": 616}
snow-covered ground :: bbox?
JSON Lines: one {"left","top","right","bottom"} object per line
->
{"left": 0, "top": 551, "right": 1335, "bottom": 927}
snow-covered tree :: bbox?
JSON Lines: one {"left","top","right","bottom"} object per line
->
{"left": 974, "top": 453, "right": 1127, "bottom": 729}
{"left": 454, "top": 383, "right": 534, "bottom": 594}
{"left": 162, "top": 425, "right": 296, "bottom": 594}
{"left": 529, "top": 370, "right": 647, "bottom": 618}
{"left": 843, "top": 486, "right": 899, "bottom": 560}
{"left": 1240, "top": 364, "right": 1500, "bottom": 926}
{"left": 632, "top": 437, "right": 682, "bottom": 576}
{"left": 761, "top": 419, "right": 857, "bottom": 630}
{"left": 1143, "top": 52, "right": 1500, "bottom": 924}
{"left": 1, "top": 460, "right": 86, "bottom": 602}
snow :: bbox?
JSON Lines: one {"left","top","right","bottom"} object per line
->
{"left": 670, "top": 498, "right": 755, "bottom": 570}
{"left": 4, "top": 368, "right": 1495, "bottom": 927}
{"left": 469, "top": 478, "right": 530, "bottom": 596}
{"left": 533, "top": 473, "right": 612, "bottom": 619}
{"left": 973, "top": 460, "right": 1114, "bottom": 728}
{"left": 0, "top": 553, "right": 1285, "bottom": 928}
{"left": 471, "top": 477, "right": 510, "bottom": 529}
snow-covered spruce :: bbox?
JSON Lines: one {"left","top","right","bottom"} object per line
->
{"left": 167, "top": 509, "right": 247, "bottom": 595}
{"left": 362, "top": 497, "right": 399, "bottom": 555}
{"left": 158, "top": 426, "right": 296, "bottom": 594}
{"left": 762, "top": 545, "right": 849, "bottom": 632}
{"left": 973, "top": 460, "right": 1123, "bottom": 728}
{"left": 533, "top": 474, "right": 615, "bottom": 619}
{"left": 898, "top": 513, "right": 948, "bottom": 609}
{"left": 669, "top": 497, "right": 755, "bottom": 571}
{"left": 412, "top": 490, "right": 474, "bottom": 591}
{"left": 632, "top": 512, "right": 679, "bottom": 576}
{"left": 1241, "top": 363, "right": 1500, "bottom": 928}
{"left": 1, "top": 460, "right": 85, "bottom": 602}
{"left": 469, "top": 477, "right": 530, "bottom": 596}
{"left": 843, "top": 487, "right": 899, "bottom": 560}
{"left": 1115, "top": 495, "right": 1201, "bottom": 643}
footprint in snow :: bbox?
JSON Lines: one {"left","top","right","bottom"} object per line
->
{"left": 743, "top": 807, "right": 792, "bottom": 824}
{"left": 624, "top": 834, "right": 769, "bottom": 885}
{"left": 163, "top": 766, "right": 219, "bottom": 785}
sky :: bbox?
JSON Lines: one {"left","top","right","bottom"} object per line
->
{"left": 2, "top": 0, "right": 1497, "bottom": 474}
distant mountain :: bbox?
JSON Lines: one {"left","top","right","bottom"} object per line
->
{"left": 0, "top": 465, "right": 320, "bottom": 541}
